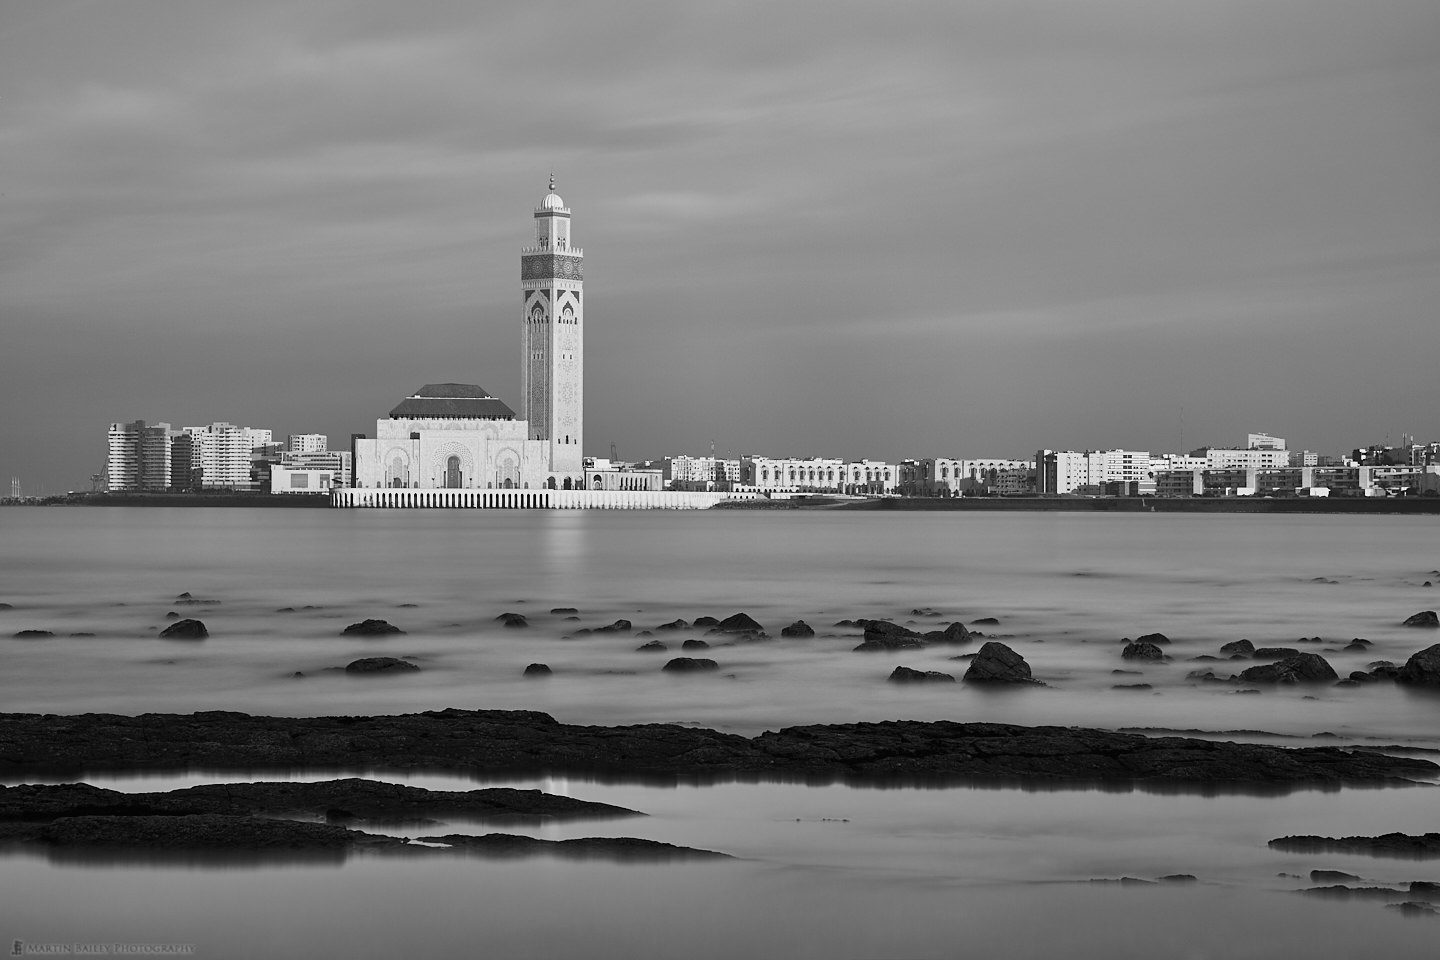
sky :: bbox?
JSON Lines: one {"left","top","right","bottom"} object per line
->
{"left": 2, "top": 0, "right": 1438, "bottom": 492}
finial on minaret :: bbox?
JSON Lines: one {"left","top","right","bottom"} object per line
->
{"left": 549, "top": 172, "right": 555, "bottom": 192}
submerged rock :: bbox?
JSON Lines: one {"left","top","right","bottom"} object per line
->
{"left": 888, "top": 666, "right": 955, "bottom": 683}
{"left": 693, "top": 616, "right": 720, "bottom": 628}
{"left": 661, "top": 657, "right": 718, "bottom": 673}
{"left": 495, "top": 612, "right": 528, "bottom": 628}
{"left": 12, "top": 629, "right": 54, "bottom": 639}
{"left": 37, "top": 814, "right": 392, "bottom": 850}
{"left": 550, "top": 607, "right": 579, "bottom": 615}
{"left": 780, "top": 620, "right": 815, "bottom": 638}
{"left": 1136, "top": 633, "right": 1170, "bottom": 646}
{"left": 962, "top": 641, "right": 1037, "bottom": 684}
{"left": 681, "top": 639, "right": 710, "bottom": 650}
{"left": 635, "top": 640, "right": 668, "bottom": 653}
{"left": 1403, "top": 611, "right": 1439, "bottom": 628}
{"left": 1237, "top": 654, "right": 1338, "bottom": 684}
{"left": 654, "top": 619, "right": 689, "bottom": 631}
{"left": 342, "top": 619, "right": 405, "bottom": 637}
{"left": 1397, "top": 644, "right": 1440, "bottom": 687}
{"left": 523, "top": 663, "right": 551, "bottom": 677}
{"left": 344, "top": 657, "right": 418, "bottom": 674}
{"left": 158, "top": 619, "right": 207, "bottom": 640}
{"left": 854, "top": 635, "right": 926, "bottom": 653}
{"left": 1220, "top": 639, "right": 1255, "bottom": 657}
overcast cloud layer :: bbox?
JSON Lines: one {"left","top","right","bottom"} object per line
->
{"left": 3, "top": 0, "right": 1438, "bottom": 491}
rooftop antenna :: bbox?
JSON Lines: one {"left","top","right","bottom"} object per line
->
{"left": 1178, "top": 406, "right": 1184, "bottom": 455}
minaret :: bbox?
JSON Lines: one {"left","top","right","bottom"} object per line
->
{"left": 520, "top": 176, "right": 584, "bottom": 478}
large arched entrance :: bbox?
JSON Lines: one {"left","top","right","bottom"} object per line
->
{"left": 445, "top": 455, "right": 462, "bottom": 489}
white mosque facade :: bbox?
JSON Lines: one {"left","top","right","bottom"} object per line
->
{"left": 352, "top": 181, "right": 587, "bottom": 493}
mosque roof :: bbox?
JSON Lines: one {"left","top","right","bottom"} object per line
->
{"left": 388, "top": 384, "right": 516, "bottom": 420}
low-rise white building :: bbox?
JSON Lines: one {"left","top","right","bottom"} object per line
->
{"left": 270, "top": 468, "right": 342, "bottom": 495}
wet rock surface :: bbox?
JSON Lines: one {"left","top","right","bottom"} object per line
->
{"left": 523, "top": 663, "right": 551, "bottom": 677}
{"left": 1236, "top": 654, "right": 1338, "bottom": 684}
{"left": 0, "top": 778, "right": 639, "bottom": 824}
{"left": 344, "top": 657, "right": 419, "bottom": 674}
{"left": 0, "top": 709, "right": 1431, "bottom": 786}
{"left": 341, "top": 619, "right": 405, "bottom": 636}
{"left": 1121, "top": 641, "right": 1166, "bottom": 662}
{"left": 1402, "top": 611, "right": 1438, "bottom": 628}
{"left": 962, "top": 642, "right": 1037, "bottom": 684}
{"left": 1270, "top": 833, "right": 1440, "bottom": 858}
{"left": 158, "top": 618, "right": 208, "bottom": 639}
{"left": 888, "top": 666, "right": 955, "bottom": 683}
{"left": 416, "top": 833, "right": 729, "bottom": 860}
{"left": 661, "top": 657, "right": 718, "bottom": 673}
{"left": 780, "top": 620, "right": 815, "bottom": 638}
{"left": 1397, "top": 644, "right": 1440, "bottom": 687}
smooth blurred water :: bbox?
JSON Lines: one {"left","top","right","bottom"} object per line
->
{"left": 3, "top": 506, "right": 1440, "bottom": 958}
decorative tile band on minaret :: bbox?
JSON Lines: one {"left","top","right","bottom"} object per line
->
{"left": 520, "top": 178, "right": 584, "bottom": 480}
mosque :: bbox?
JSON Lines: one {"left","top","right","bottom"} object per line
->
{"left": 352, "top": 179, "right": 587, "bottom": 492}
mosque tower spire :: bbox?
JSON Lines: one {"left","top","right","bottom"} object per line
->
{"left": 520, "top": 177, "right": 584, "bottom": 482}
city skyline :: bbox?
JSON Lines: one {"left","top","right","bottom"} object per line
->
{"left": 4, "top": 1, "right": 1439, "bottom": 492}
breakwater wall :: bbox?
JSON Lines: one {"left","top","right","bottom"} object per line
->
{"left": 330, "top": 488, "right": 760, "bottom": 510}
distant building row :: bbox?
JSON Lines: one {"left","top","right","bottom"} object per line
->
{"left": 105, "top": 422, "right": 350, "bottom": 493}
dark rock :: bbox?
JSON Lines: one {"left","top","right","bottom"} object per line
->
{"left": 0, "top": 711, "right": 1433, "bottom": 785}
{"left": 523, "top": 663, "right": 551, "bottom": 677}
{"left": 1088, "top": 877, "right": 1157, "bottom": 886}
{"left": 693, "top": 616, "right": 719, "bottom": 628}
{"left": 590, "top": 619, "right": 632, "bottom": 634}
{"left": 1220, "top": 639, "right": 1255, "bottom": 657}
{"left": 1403, "top": 611, "right": 1439, "bottom": 628}
{"left": 780, "top": 620, "right": 815, "bottom": 638}
{"left": 1347, "top": 671, "right": 1378, "bottom": 684}
{"left": 1369, "top": 661, "right": 1401, "bottom": 680}
{"left": 1300, "top": 885, "right": 1411, "bottom": 900}
{"left": 1270, "top": 833, "right": 1440, "bottom": 858}
{"left": 164, "top": 611, "right": 180, "bottom": 620}
{"left": 972, "top": 617, "right": 1000, "bottom": 625}
{"left": 1112, "top": 669, "right": 1142, "bottom": 675}
{"left": 654, "top": 619, "right": 688, "bottom": 631}
{"left": 1136, "top": 633, "right": 1170, "bottom": 646}
{"left": 341, "top": 619, "right": 405, "bottom": 636}
{"left": 1311, "top": 869, "right": 1362, "bottom": 882}
{"left": 1158, "top": 874, "right": 1197, "bottom": 883}
{"left": 158, "top": 619, "right": 207, "bottom": 640}
{"left": 69, "top": 633, "right": 95, "bottom": 638}
{"left": 662, "top": 658, "right": 718, "bottom": 673}
{"left": 888, "top": 666, "right": 955, "bottom": 683}
{"left": 715, "top": 613, "right": 764, "bottom": 634}
{"left": 1122, "top": 641, "right": 1166, "bottom": 662}
{"left": 1237, "top": 654, "right": 1338, "bottom": 684}
{"left": 1388, "top": 901, "right": 1439, "bottom": 916}
{"left": 636, "top": 630, "right": 653, "bottom": 637}
{"left": 1398, "top": 644, "right": 1440, "bottom": 687}
{"left": 495, "top": 612, "right": 528, "bottom": 628}
{"left": 962, "top": 641, "right": 1037, "bottom": 684}
{"left": 276, "top": 607, "right": 296, "bottom": 613}
{"left": 0, "top": 778, "right": 637, "bottom": 825}
{"left": 1411, "top": 881, "right": 1440, "bottom": 895}
{"left": 1252, "top": 647, "right": 1302, "bottom": 660}
{"left": 1191, "top": 655, "right": 1221, "bottom": 662}
{"left": 12, "top": 630, "right": 54, "bottom": 638}
{"left": 1112, "top": 683, "right": 1153, "bottom": 691}
{"left": 635, "top": 640, "right": 668, "bottom": 653}
{"left": 681, "top": 639, "right": 710, "bottom": 650}
{"left": 396, "top": 603, "right": 419, "bottom": 609}
{"left": 416, "top": 832, "right": 728, "bottom": 860}
{"left": 1343, "top": 642, "right": 1371, "bottom": 652}
{"left": 0, "top": 603, "right": 11, "bottom": 610}
{"left": 550, "top": 607, "right": 578, "bottom": 615}
{"left": 344, "top": 657, "right": 419, "bottom": 674}
{"left": 922, "top": 622, "right": 972, "bottom": 645}
{"left": 292, "top": 672, "right": 304, "bottom": 678}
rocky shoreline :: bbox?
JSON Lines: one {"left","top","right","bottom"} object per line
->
{"left": 1, "top": 709, "right": 1433, "bottom": 787}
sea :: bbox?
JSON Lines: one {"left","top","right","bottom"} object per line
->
{"left": 2, "top": 506, "right": 1438, "bottom": 959}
